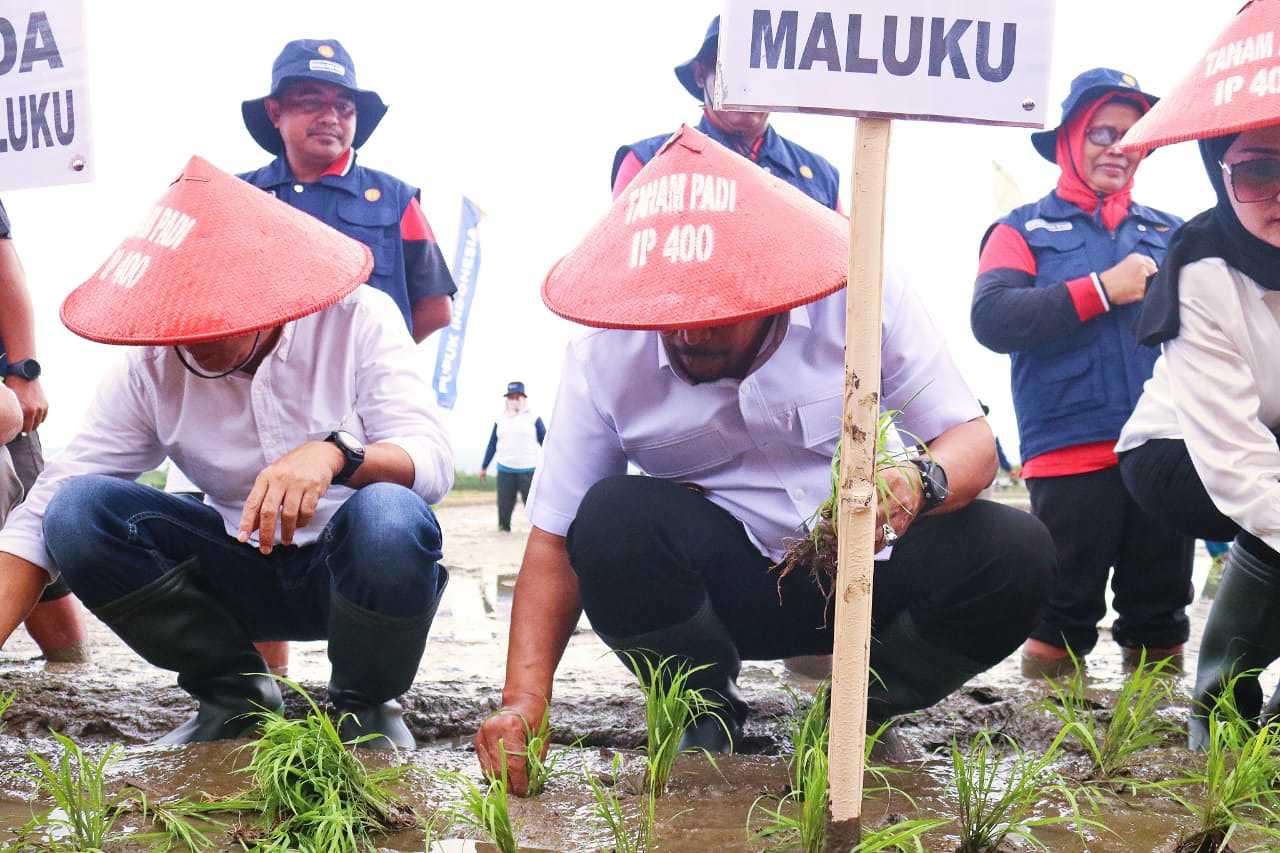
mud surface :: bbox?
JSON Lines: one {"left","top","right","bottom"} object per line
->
{"left": 1, "top": 490, "right": 1277, "bottom": 851}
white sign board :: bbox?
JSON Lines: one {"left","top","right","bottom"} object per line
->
{"left": 716, "top": 0, "right": 1055, "bottom": 128}
{"left": 0, "top": 0, "right": 93, "bottom": 191}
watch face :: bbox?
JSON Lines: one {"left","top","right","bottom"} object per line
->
{"left": 335, "top": 430, "right": 364, "bottom": 452}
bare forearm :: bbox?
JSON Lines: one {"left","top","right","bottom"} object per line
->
{"left": 0, "top": 241, "right": 36, "bottom": 359}
{"left": 925, "top": 417, "right": 997, "bottom": 513}
{"left": 0, "top": 553, "right": 50, "bottom": 647}
{"left": 344, "top": 442, "right": 415, "bottom": 489}
{"left": 502, "top": 527, "right": 582, "bottom": 705}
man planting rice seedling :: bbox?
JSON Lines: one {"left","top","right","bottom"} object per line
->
{"left": 474, "top": 124, "right": 1054, "bottom": 793}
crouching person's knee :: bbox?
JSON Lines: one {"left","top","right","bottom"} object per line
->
{"left": 43, "top": 475, "right": 134, "bottom": 583}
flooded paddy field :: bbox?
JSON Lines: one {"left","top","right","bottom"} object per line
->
{"left": 1, "top": 490, "right": 1277, "bottom": 851}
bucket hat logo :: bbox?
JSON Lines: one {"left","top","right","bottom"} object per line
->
{"left": 1030, "top": 67, "right": 1159, "bottom": 163}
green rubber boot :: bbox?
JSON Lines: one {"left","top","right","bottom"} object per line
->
{"left": 1189, "top": 542, "right": 1280, "bottom": 749}
{"left": 92, "top": 559, "right": 282, "bottom": 744}
{"left": 597, "top": 598, "right": 749, "bottom": 754}
{"left": 326, "top": 568, "right": 447, "bottom": 751}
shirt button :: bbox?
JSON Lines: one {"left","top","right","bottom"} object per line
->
{"left": 791, "top": 488, "right": 804, "bottom": 500}
{"left": 292, "top": 184, "right": 304, "bottom": 193}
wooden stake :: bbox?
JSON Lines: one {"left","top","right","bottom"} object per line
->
{"left": 825, "top": 117, "right": 892, "bottom": 852}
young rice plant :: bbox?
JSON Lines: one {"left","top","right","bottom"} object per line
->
{"left": 439, "top": 764, "right": 519, "bottom": 853}
{"left": 12, "top": 732, "right": 127, "bottom": 853}
{"left": 585, "top": 753, "right": 652, "bottom": 853}
{"left": 627, "top": 653, "right": 724, "bottom": 796}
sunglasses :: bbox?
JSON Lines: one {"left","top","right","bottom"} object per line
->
{"left": 280, "top": 95, "right": 357, "bottom": 119}
{"left": 1221, "top": 158, "right": 1280, "bottom": 204}
{"left": 1084, "top": 126, "right": 1127, "bottom": 147}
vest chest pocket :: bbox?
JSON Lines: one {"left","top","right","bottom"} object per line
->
{"left": 622, "top": 427, "right": 737, "bottom": 478}
{"left": 336, "top": 197, "right": 398, "bottom": 278}
{"left": 1024, "top": 226, "right": 1088, "bottom": 285}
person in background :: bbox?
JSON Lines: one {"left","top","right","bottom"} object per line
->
{"left": 1116, "top": 125, "right": 1280, "bottom": 745}
{"left": 238, "top": 39, "right": 458, "bottom": 674}
{"left": 0, "top": 197, "right": 89, "bottom": 664}
{"left": 971, "top": 69, "right": 1191, "bottom": 676}
{"left": 479, "top": 382, "right": 546, "bottom": 533}
{"left": 611, "top": 16, "right": 840, "bottom": 209}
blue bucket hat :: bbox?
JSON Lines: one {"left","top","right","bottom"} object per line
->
{"left": 505, "top": 381, "right": 526, "bottom": 397}
{"left": 241, "top": 39, "right": 388, "bottom": 156}
{"left": 1030, "top": 68, "right": 1159, "bottom": 164}
{"left": 675, "top": 16, "right": 720, "bottom": 101}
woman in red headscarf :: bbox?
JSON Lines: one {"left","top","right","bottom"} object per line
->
{"left": 971, "top": 68, "right": 1191, "bottom": 676}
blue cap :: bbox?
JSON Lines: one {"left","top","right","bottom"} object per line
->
{"left": 1031, "top": 68, "right": 1159, "bottom": 164}
{"left": 675, "top": 17, "right": 720, "bottom": 102}
{"left": 241, "top": 39, "right": 388, "bottom": 156}
{"left": 505, "top": 382, "right": 527, "bottom": 397}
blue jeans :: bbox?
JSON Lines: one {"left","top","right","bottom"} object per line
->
{"left": 45, "top": 475, "right": 446, "bottom": 641}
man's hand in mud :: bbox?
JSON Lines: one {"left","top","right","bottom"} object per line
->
{"left": 874, "top": 464, "right": 924, "bottom": 551}
{"left": 238, "top": 441, "right": 344, "bottom": 554}
{"left": 475, "top": 693, "right": 547, "bottom": 796}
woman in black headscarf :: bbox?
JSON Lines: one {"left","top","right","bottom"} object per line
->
{"left": 1117, "top": 128, "right": 1280, "bottom": 746}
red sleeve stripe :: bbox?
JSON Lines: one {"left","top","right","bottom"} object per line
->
{"left": 612, "top": 152, "right": 646, "bottom": 198}
{"left": 1066, "top": 275, "right": 1108, "bottom": 322}
{"left": 977, "top": 223, "right": 1037, "bottom": 276}
{"left": 400, "top": 196, "right": 435, "bottom": 242}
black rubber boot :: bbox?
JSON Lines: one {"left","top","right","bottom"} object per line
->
{"left": 326, "top": 568, "right": 447, "bottom": 751}
{"left": 867, "top": 611, "right": 988, "bottom": 735}
{"left": 1189, "top": 542, "right": 1280, "bottom": 749}
{"left": 597, "top": 598, "right": 749, "bottom": 754}
{"left": 91, "top": 559, "right": 282, "bottom": 745}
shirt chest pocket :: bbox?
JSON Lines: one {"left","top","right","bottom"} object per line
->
{"left": 795, "top": 392, "right": 843, "bottom": 455}
{"left": 336, "top": 198, "right": 398, "bottom": 278}
{"left": 1025, "top": 226, "right": 1088, "bottom": 285}
{"left": 1133, "top": 227, "right": 1171, "bottom": 265}
{"left": 622, "top": 427, "right": 738, "bottom": 479}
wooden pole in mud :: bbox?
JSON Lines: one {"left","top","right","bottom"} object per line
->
{"left": 824, "top": 117, "right": 892, "bottom": 852}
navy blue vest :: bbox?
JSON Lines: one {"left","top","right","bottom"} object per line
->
{"left": 996, "top": 192, "right": 1182, "bottom": 461}
{"left": 239, "top": 156, "right": 420, "bottom": 329}
{"left": 612, "top": 116, "right": 840, "bottom": 210}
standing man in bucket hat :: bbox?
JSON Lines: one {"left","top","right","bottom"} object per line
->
{"left": 611, "top": 16, "right": 840, "bottom": 209}
{"left": 971, "top": 68, "right": 1190, "bottom": 677}
{"left": 0, "top": 157, "right": 453, "bottom": 749}
{"left": 240, "top": 39, "right": 456, "bottom": 343}
{"left": 476, "top": 128, "right": 1052, "bottom": 792}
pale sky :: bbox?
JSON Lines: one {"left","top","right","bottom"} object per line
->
{"left": 0, "top": 1, "right": 1233, "bottom": 469}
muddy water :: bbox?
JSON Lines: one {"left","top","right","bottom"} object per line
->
{"left": 1, "top": 491, "right": 1277, "bottom": 851}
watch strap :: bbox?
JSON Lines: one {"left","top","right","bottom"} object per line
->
{"left": 326, "top": 431, "right": 364, "bottom": 485}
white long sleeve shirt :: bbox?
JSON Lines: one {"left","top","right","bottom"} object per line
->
{"left": 1117, "top": 258, "right": 1280, "bottom": 552}
{"left": 528, "top": 272, "right": 982, "bottom": 561}
{"left": 0, "top": 287, "right": 453, "bottom": 576}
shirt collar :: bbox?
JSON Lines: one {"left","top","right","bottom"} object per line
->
{"left": 655, "top": 305, "right": 809, "bottom": 381}
{"left": 256, "top": 149, "right": 359, "bottom": 193}
{"left": 695, "top": 115, "right": 797, "bottom": 178}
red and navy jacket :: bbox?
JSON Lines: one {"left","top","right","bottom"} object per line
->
{"left": 239, "top": 150, "right": 456, "bottom": 332}
{"left": 972, "top": 192, "right": 1181, "bottom": 468}
{"left": 611, "top": 115, "right": 840, "bottom": 210}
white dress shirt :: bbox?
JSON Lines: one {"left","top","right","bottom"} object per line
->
{"left": 528, "top": 271, "right": 982, "bottom": 561}
{"left": 1117, "top": 257, "right": 1280, "bottom": 552}
{"left": 0, "top": 287, "right": 453, "bottom": 576}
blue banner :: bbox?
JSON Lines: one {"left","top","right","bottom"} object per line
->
{"left": 432, "top": 197, "right": 483, "bottom": 409}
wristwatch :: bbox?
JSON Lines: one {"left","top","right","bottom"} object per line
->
{"left": 910, "top": 457, "right": 950, "bottom": 513}
{"left": 4, "top": 358, "right": 40, "bottom": 381}
{"left": 325, "top": 430, "right": 365, "bottom": 486}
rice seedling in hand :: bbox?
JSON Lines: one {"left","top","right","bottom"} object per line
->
{"left": 439, "top": 763, "right": 519, "bottom": 853}
{"left": 628, "top": 653, "right": 725, "bottom": 795}
{"left": 586, "top": 753, "right": 652, "bottom": 853}
{"left": 950, "top": 729, "right": 1099, "bottom": 852}
{"left": 1043, "top": 648, "right": 1179, "bottom": 785}
{"left": 1158, "top": 682, "right": 1280, "bottom": 853}
{"left": 16, "top": 731, "right": 127, "bottom": 852}
{"left": 517, "top": 705, "right": 568, "bottom": 797}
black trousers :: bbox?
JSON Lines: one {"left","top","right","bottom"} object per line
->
{"left": 566, "top": 475, "right": 1052, "bottom": 669}
{"left": 1119, "top": 438, "right": 1240, "bottom": 542}
{"left": 496, "top": 469, "right": 533, "bottom": 531}
{"left": 1027, "top": 466, "right": 1194, "bottom": 653}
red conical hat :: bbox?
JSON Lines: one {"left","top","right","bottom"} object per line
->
{"left": 61, "top": 155, "right": 372, "bottom": 345}
{"left": 1121, "top": 1, "right": 1280, "bottom": 152}
{"left": 542, "top": 125, "right": 847, "bottom": 330}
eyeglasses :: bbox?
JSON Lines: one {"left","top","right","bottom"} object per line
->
{"left": 1220, "top": 158, "right": 1280, "bottom": 204}
{"left": 1084, "top": 126, "right": 1126, "bottom": 147}
{"left": 280, "top": 95, "right": 357, "bottom": 119}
